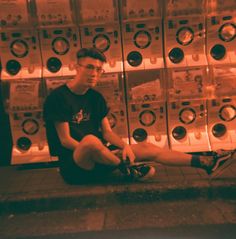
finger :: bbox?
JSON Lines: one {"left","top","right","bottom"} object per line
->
{"left": 122, "top": 150, "right": 127, "bottom": 160}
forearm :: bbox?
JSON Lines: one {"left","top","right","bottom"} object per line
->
{"left": 60, "top": 137, "right": 80, "bottom": 151}
{"left": 103, "top": 130, "right": 127, "bottom": 149}
{"left": 55, "top": 122, "right": 80, "bottom": 151}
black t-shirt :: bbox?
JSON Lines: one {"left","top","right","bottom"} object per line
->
{"left": 43, "top": 84, "right": 109, "bottom": 156}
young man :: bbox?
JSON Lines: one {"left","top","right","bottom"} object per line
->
{"left": 43, "top": 48, "right": 235, "bottom": 184}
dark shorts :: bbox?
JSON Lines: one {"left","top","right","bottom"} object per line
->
{"left": 58, "top": 148, "right": 118, "bottom": 185}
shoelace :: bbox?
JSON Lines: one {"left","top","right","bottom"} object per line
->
{"left": 128, "top": 164, "right": 147, "bottom": 178}
{"left": 213, "top": 149, "right": 236, "bottom": 159}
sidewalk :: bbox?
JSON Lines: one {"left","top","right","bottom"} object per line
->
{"left": 0, "top": 160, "right": 236, "bottom": 214}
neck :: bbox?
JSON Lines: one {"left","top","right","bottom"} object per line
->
{"left": 66, "top": 80, "right": 89, "bottom": 95}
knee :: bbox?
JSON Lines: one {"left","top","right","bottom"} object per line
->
{"left": 80, "top": 134, "right": 103, "bottom": 151}
{"left": 139, "top": 142, "right": 161, "bottom": 150}
{"left": 138, "top": 142, "right": 162, "bottom": 157}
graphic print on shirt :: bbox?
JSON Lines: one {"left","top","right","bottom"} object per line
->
{"left": 72, "top": 109, "right": 90, "bottom": 124}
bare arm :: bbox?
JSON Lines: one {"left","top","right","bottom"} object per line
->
{"left": 101, "top": 117, "right": 126, "bottom": 149}
{"left": 101, "top": 117, "right": 136, "bottom": 163}
{"left": 55, "top": 122, "right": 80, "bottom": 150}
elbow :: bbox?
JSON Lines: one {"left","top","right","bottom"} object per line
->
{"left": 102, "top": 130, "right": 112, "bottom": 141}
{"left": 59, "top": 137, "right": 71, "bottom": 148}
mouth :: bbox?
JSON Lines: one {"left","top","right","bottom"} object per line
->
{"left": 87, "top": 78, "right": 97, "bottom": 84}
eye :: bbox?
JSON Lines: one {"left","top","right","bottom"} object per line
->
{"left": 86, "top": 65, "right": 95, "bottom": 70}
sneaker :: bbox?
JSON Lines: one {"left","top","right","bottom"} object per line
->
{"left": 207, "top": 149, "right": 236, "bottom": 178}
{"left": 113, "top": 149, "right": 156, "bottom": 181}
{"left": 126, "top": 163, "right": 156, "bottom": 182}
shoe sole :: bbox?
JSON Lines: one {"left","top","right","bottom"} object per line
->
{"left": 210, "top": 151, "right": 236, "bottom": 178}
{"left": 137, "top": 166, "right": 156, "bottom": 182}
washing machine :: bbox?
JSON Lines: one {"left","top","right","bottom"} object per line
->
{"left": 125, "top": 69, "right": 168, "bottom": 148}
{"left": 206, "top": 0, "right": 236, "bottom": 150}
{"left": 7, "top": 79, "right": 51, "bottom": 164}
{"left": 0, "top": 0, "right": 52, "bottom": 164}
{"left": 35, "top": 0, "right": 80, "bottom": 78}
{"left": 207, "top": 65, "right": 236, "bottom": 150}
{"left": 0, "top": 0, "right": 42, "bottom": 79}
{"left": 94, "top": 73, "right": 129, "bottom": 143}
{"left": 0, "top": 29, "right": 42, "bottom": 80}
{"left": 74, "top": 0, "right": 129, "bottom": 141}
{"left": 75, "top": 0, "right": 123, "bottom": 73}
{"left": 167, "top": 67, "right": 211, "bottom": 152}
{"left": 164, "top": 0, "right": 211, "bottom": 152}
{"left": 120, "top": 0, "right": 164, "bottom": 71}
{"left": 164, "top": 0, "right": 207, "bottom": 67}
{"left": 206, "top": 0, "right": 236, "bottom": 65}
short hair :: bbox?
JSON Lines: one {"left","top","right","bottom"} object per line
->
{"left": 77, "top": 48, "right": 107, "bottom": 63}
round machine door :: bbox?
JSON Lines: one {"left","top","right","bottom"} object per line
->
{"left": 172, "top": 126, "right": 187, "bottom": 140}
{"left": 6, "top": 60, "right": 21, "bottom": 75}
{"left": 168, "top": 47, "right": 184, "bottom": 64}
{"left": 127, "top": 51, "right": 143, "bottom": 67}
{"left": 22, "top": 119, "right": 40, "bottom": 135}
{"left": 219, "top": 105, "right": 235, "bottom": 122}
{"left": 212, "top": 123, "right": 227, "bottom": 137}
{"left": 139, "top": 110, "right": 156, "bottom": 126}
{"left": 47, "top": 57, "right": 62, "bottom": 73}
{"left": 134, "top": 30, "right": 151, "bottom": 49}
{"left": 10, "top": 39, "right": 29, "bottom": 58}
{"left": 93, "top": 34, "right": 110, "bottom": 53}
{"left": 133, "top": 128, "right": 148, "bottom": 142}
{"left": 219, "top": 23, "right": 236, "bottom": 42}
{"left": 16, "top": 137, "right": 32, "bottom": 151}
{"left": 210, "top": 44, "right": 226, "bottom": 60}
{"left": 176, "top": 27, "right": 194, "bottom": 46}
{"left": 52, "top": 37, "right": 70, "bottom": 55}
{"left": 179, "top": 108, "right": 196, "bottom": 124}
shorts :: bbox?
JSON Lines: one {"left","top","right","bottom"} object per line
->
{"left": 58, "top": 148, "right": 118, "bottom": 185}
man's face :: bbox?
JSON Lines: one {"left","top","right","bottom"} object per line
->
{"left": 75, "top": 57, "right": 104, "bottom": 88}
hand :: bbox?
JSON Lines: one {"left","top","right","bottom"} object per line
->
{"left": 122, "top": 144, "right": 136, "bottom": 165}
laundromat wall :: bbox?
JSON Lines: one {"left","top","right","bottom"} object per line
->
{"left": 0, "top": 0, "right": 235, "bottom": 165}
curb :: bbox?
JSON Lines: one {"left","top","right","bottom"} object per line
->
{"left": 1, "top": 180, "right": 236, "bottom": 215}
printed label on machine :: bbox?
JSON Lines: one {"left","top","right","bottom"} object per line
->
{"left": 131, "top": 80, "right": 161, "bottom": 102}
{"left": 172, "top": 68, "right": 204, "bottom": 96}
{"left": 213, "top": 66, "right": 236, "bottom": 96}
{"left": 95, "top": 73, "right": 120, "bottom": 102}
{"left": 125, "top": 0, "right": 159, "bottom": 18}
{"left": 79, "top": 0, "right": 115, "bottom": 22}
{"left": 9, "top": 81, "right": 40, "bottom": 111}
{"left": 0, "top": 0, "right": 29, "bottom": 26}
{"left": 36, "top": 0, "right": 72, "bottom": 25}
{"left": 166, "top": 0, "right": 205, "bottom": 16}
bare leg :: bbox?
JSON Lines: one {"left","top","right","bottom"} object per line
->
{"left": 73, "top": 135, "right": 121, "bottom": 170}
{"left": 130, "top": 142, "right": 193, "bottom": 166}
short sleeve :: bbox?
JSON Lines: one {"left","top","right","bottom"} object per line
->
{"left": 95, "top": 92, "right": 109, "bottom": 121}
{"left": 43, "top": 91, "right": 70, "bottom": 122}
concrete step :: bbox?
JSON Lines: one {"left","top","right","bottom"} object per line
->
{"left": 1, "top": 162, "right": 236, "bottom": 214}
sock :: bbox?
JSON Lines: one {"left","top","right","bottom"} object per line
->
{"left": 191, "top": 155, "right": 214, "bottom": 170}
{"left": 190, "top": 155, "right": 202, "bottom": 168}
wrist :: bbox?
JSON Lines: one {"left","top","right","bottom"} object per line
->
{"left": 122, "top": 143, "right": 129, "bottom": 149}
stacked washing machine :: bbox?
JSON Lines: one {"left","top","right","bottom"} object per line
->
{"left": 164, "top": 0, "right": 211, "bottom": 153}
{"left": 33, "top": 0, "right": 80, "bottom": 95}
{"left": 206, "top": 0, "right": 236, "bottom": 150}
{"left": 74, "top": 0, "right": 129, "bottom": 143}
{"left": 120, "top": 0, "right": 168, "bottom": 147}
{"left": 0, "top": 0, "right": 50, "bottom": 164}
{"left": 32, "top": 0, "right": 81, "bottom": 159}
